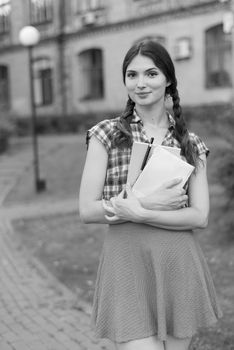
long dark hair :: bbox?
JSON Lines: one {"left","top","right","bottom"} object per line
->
{"left": 113, "top": 40, "right": 199, "bottom": 167}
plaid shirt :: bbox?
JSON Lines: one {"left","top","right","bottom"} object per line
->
{"left": 87, "top": 111, "right": 209, "bottom": 200}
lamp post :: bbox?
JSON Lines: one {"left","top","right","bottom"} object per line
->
{"left": 231, "top": 0, "right": 234, "bottom": 108}
{"left": 19, "top": 26, "right": 46, "bottom": 192}
{"left": 221, "top": 0, "right": 234, "bottom": 107}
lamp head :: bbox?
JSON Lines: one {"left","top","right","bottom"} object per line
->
{"left": 19, "top": 26, "right": 40, "bottom": 47}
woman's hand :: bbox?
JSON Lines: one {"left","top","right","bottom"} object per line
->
{"left": 139, "top": 178, "right": 188, "bottom": 211}
{"left": 103, "top": 185, "right": 143, "bottom": 223}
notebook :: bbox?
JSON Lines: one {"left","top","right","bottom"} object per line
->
{"left": 127, "top": 141, "right": 181, "bottom": 186}
{"left": 131, "top": 145, "right": 194, "bottom": 198}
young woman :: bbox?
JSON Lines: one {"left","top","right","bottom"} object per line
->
{"left": 79, "top": 40, "right": 222, "bottom": 350}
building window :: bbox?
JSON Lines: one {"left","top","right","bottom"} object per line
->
{"left": 205, "top": 24, "right": 232, "bottom": 88}
{"left": 0, "top": 0, "right": 11, "bottom": 34}
{"left": 78, "top": 48, "right": 104, "bottom": 100}
{"left": 0, "top": 65, "right": 10, "bottom": 109}
{"left": 75, "top": 0, "right": 103, "bottom": 13}
{"left": 30, "top": 0, "right": 53, "bottom": 25}
{"left": 33, "top": 58, "right": 53, "bottom": 106}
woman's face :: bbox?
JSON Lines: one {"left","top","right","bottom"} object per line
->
{"left": 125, "top": 54, "right": 169, "bottom": 107}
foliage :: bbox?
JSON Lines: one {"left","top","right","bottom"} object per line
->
{"left": 183, "top": 103, "right": 233, "bottom": 135}
{"left": 0, "top": 116, "right": 15, "bottom": 153}
{"left": 219, "top": 151, "right": 234, "bottom": 194}
{"left": 12, "top": 103, "right": 233, "bottom": 139}
{"left": 217, "top": 150, "right": 234, "bottom": 241}
{"left": 183, "top": 104, "right": 234, "bottom": 241}
{"left": 13, "top": 112, "right": 119, "bottom": 136}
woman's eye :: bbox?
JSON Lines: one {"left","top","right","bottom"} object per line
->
{"left": 148, "top": 71, "right": 158, "bottom": 77}
{"left": 126, "top": 73, "right": 136, "bottom": 78}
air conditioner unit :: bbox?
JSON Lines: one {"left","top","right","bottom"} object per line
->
{"left": 223, "top": 11, "right": 233, "bottom": 34}
{"left": 82, "top": 12, "right": 96, "bottom": 26}
{"left": 174, "top": 38, "right": 192, "bottom": 60}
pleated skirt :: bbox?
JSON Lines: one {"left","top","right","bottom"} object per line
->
{"left": 91, "top": 222, "right": 222, "bottom": 343}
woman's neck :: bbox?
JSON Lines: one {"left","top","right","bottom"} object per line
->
{"left": 135, "top": 104, "right": 168, "bottom": 128}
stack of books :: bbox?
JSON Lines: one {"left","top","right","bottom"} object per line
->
{"left": 127, "top": 141, "right": 194, "bottom": 198}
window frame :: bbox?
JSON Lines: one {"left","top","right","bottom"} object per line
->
{"left": 0, "top": 65, "right": 10, "bottom": 110}
{"left": 0, "top": 0, "right": 11, "bottom": 34}
{"left": 205, "top": 23, "right": 232, "bottom": 89}
{"left": 74, "top": 0, "right": 103, "bottom": 13}
{"left": 33, "top": 58, "right": 54, "bottom": 106}
{"left": 78, "top": 48, "right": 104, "bottom": 101}
{"left": 29, "top": 0, "right": 53, "bottom": 26}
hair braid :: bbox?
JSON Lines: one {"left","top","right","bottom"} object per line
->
{"left": 171, "top": 87, "right": 198, "bottom": 167}
{"left": 172, "top": 88, "right": 186, "bottom": 141}
{"left": 113, "top": 97, "right": 135, "bottom": 148}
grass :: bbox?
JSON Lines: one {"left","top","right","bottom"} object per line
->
{"left": 13, "top": 214, "right": 107, "bottom": 305}
{"left": 5, "top": 134, "right": 87, "bottom": 205}
{"left": 4, "top": 122, "right": 234, "bottom": 349}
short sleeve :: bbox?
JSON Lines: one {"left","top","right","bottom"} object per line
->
{"left": 189, "top": 132, "right": 210, "bottom": 157}
{"left": 86, "top": 119, "right": 113, "bottom": 153}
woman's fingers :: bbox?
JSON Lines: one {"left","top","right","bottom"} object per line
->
{"left": 117, "top": 188, "right": 126, "bottom": 199}
{"left": 102, "top": 199, "right": 116, "bottom": 214}
{"left": 125, "top": 183, "right": 133, "bottom": 197}
{"left": 105, "top": 214, "right": 119, "bottom": 222}
{"left": 181, "top": 195, "right": 188, "bottom": 202}
{"left": 179, "top": 195, "right": 188, "bottom": 208}
{"left": 163, "top": 178, "right": 182, "bottom": 189}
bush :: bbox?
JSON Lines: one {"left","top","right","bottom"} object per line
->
{"left": 0, "top": 117, "right": 15, "bottom": 153}
{"left": 217, "top": 150, "right": 234, "bottom": 241}
{"left": 13, "top": 103, "right": 234, "bottom": 142}
{"left": 14, "top": 112, "right": 120, "bottom": 136}
{"left": 219, "top": 152, "right": 234, "bottom": 194}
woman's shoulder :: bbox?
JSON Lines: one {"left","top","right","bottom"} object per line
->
{"left": 89, "top": 116, "right": 120, "bottom": 132}
{"left": 188, "top": 131, "right": 210, "bottom": 157}
{"left": 86, "top": 116, "right": 120, "bottom": 151}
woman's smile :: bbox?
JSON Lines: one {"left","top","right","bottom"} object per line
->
{"left": 136, "top": 91, "right": 151, "bottom": 97}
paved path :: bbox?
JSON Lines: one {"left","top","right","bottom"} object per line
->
{"left": 0, "top": 136, "right": 115, "bottom": 350}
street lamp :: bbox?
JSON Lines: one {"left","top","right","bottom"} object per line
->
{"left": 19, "top": 26, "right": 46, "bottom": 193}
{"left": 221, "top": 0, "right": 234, "bottom": 107}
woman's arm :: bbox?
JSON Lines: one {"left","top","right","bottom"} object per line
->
{"left": 106, "top": 154, "right": 209, "bottom": 231}
{"left": 79, "top": 136, "right": 126, "bottom": 224}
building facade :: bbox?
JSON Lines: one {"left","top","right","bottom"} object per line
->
{"left": 0, "top": 0, "right": 233, "bottom": 119}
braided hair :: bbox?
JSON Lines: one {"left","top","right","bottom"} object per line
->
{"left": 113, "top": 97, "right": 135, "bottom": 148}
{"left": 113, "top": 39, "right": 199, "bottom": 167}
{"left": 168, "top": 83, "right": 198, "bottom": 166}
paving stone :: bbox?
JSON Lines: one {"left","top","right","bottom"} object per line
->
{"left": 0, "top": 323, "right": 10, "bottom": 335}
{"left": 2, "top": 331, "right": 20, "bottom": 343}
{"left": 0, "top": 341, "right": 13, "bottom": 350}
{"left": 10, "top": 340, "right": 32, "bottom": 350}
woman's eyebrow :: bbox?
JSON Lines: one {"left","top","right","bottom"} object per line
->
{"left": 145, "top": 68, "right": 158, "bottom": 72}
{"left": 126, "top": 67, "right": 158, "bottom": 73}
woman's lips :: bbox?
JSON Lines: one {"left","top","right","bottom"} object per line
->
{"left": 136, "top": 92, "right": 151, "bottom": 97}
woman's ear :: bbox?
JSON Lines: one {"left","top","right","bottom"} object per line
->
{"left": 166, "top": 81, "right": 171, "bottom": 87}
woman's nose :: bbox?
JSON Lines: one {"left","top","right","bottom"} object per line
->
{"left": 136, "top": 75, "right": 146, "bottom": 88}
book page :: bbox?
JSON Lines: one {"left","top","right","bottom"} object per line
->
{"left": 132, "top": 146, "right": 194, "bottom": 198}
{"left": 127, "top": 141, "right": 181, "bottom": 186}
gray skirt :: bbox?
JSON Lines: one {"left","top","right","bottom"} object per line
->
{"left": 91, "top": 222, "right": 222, "bottom": 343}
